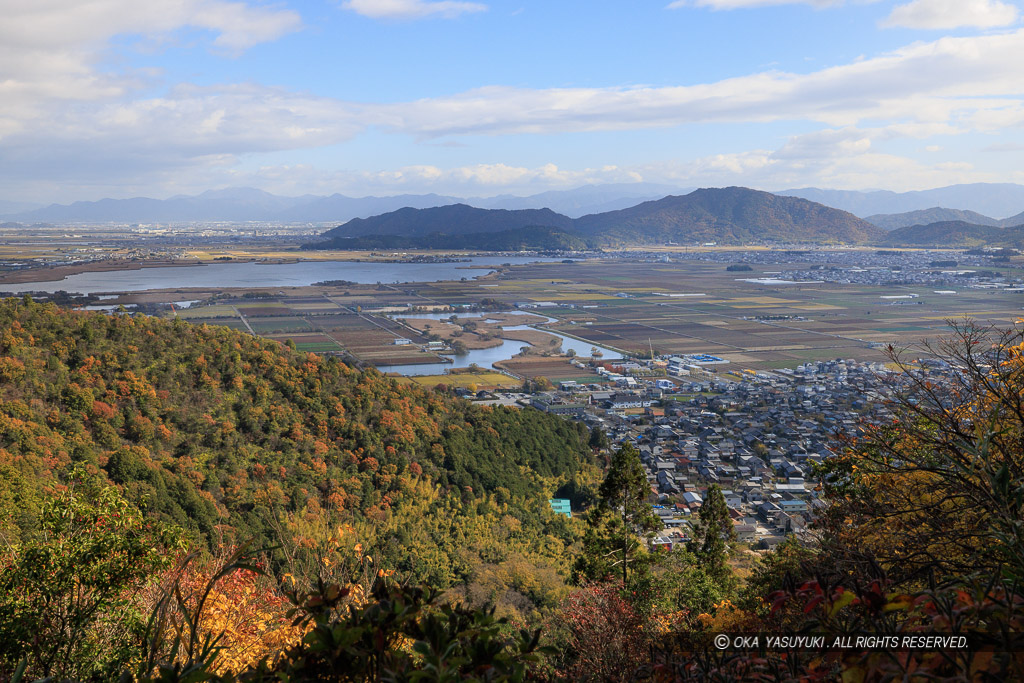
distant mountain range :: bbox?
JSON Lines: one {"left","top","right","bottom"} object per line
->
{"left": 880, "top": 220, "right": 1024, "bottom": 248}
{"left": 0, "top": 199, "right": 43, "bottom": 215}
{"left": 0, "top": 183, "right": 688, "bottom": 224}
{"left": 307, "top": 187, "right": 883, "bottom": 249}
{"left": 7, "top": 181, "right": 1024, "bottom": 234}
{"left": 780, "top": 183, "right": 1024, "bottom": 220}
{"left": 864, "top": 207, "right": 1024, "bottom": 230}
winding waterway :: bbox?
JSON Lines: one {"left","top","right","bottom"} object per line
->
{"left": 4, "top": 256, "right": 619, "bottom": 376}
{"left": 376, "top": 311, "right": 621, "bottom": 376}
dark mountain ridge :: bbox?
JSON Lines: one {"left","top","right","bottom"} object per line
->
{"left": 308, "top": 187, "right": 883, "bottom": 248}
{"left": 883, "top": 220, "right": 1024, "bottom": 247}
{"left": 866, "top": 207, "right": 1004, "bottom": 230}
{"left": 573, "top": 187, "right": 881, "bottom": 244}
{"left": 321, "top": 203, "right": 576, "bottom": 240}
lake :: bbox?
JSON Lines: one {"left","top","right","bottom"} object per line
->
{"left": 2, "top": 257, "right": 557, "bottom": 294}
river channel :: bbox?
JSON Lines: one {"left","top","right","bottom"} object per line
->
{"left": 374, "top": 312, "right": 621, "bottom": 376}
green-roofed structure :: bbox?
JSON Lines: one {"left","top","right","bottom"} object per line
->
{"left": 548, "top": 498, "right": 572, "bottom": 518}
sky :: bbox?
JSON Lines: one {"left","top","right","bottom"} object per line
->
{"left": 2, "top": 0, "right": 1023, "bottom": 204}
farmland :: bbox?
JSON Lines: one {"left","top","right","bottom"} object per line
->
{"left": 153, "top": 251, "right": 1024, "bottom": 375}
{"left": 10, "top": 245, "right": 1022, "bottom": 377}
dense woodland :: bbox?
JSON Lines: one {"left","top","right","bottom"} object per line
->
{"left": 0, "top": 297, "right": 592, "bottom": 601}
{"left": 2, "top": 299, "right": 1024, "bottom": 681}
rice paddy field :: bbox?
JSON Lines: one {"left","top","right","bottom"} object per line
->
{"left": 399, "top": 372, "right": 520, "bottom": 389}
{"left": 494, "top": 357, "right": 607, "bottom": 384}
{"left": 162, "top": 251, "right": 1024, "bottom": 372}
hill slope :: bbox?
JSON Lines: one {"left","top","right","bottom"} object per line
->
{"left": 865, "top": 207, "right": 1003, "bottom": 230}
{"left": 883, "top": 220, "right": 1024, "bottom": 247}
{"left": 308, "top": 187, "right": 882, "bottom": 248}
{"left": 0, "top": 299, "right": 591, "bottom": 591}
{"left": 319, "top": 203, "right": 576, "bottom": 240}
{"left": 574, "top": 187, "right": 882, "bottom": 244}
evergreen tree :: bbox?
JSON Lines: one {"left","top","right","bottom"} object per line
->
{"left": 688, "top": 484, "right": 736, "bottom": 586}
{"left": 588, "top": 425, "right": 609, "bottom": 452}
{"left": 575, "top": 443, "right": 662, "bottom": 587}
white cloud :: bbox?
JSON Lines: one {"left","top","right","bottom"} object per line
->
{"left": 4, "top": 2, "right": 1024, "bottom": 202}
{"left": 363, "top": 29, "right": 1024, "bottom": 138}
{"left": 230, "top": 127, "right": 1003, "bottom": 198}
{"left": 883, "top": 0, "right": 1019, "bottom": 29}
{"left": 0, "top": 84, "right": 363, "bottom": 199}
{"left": 637, "top": 129, "right": 997, "bottom": 192}
{"left": 0, "top": 1, "right": 301, "bottom": 52}
{"left": 0, "top": 0, "right": 302, "bottom": 138}
{"left": 343, "top": 0, "right": 487, "bottom": 20}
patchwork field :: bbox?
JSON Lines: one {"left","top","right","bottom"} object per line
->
{"left": 398, "top": 372, "right": 521, "bottom": 389}
{"left": 495, "top": 356, "right": 607, "bottom": 384}
{"left": 158, "top": 252, "right": 1024, "bottom": 372}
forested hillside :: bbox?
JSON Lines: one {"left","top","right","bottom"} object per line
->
{"left": 0, "top": 297, "right": 592, "bottom": 591}
{"left": 306, "top": 187, "right": 883, "bottom": 250}
{"left": 5, "top": 299, "right": 1024, "bottom": 681}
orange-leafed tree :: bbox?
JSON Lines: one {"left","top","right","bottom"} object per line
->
{"left": 818, "top": 320, "right": 1024, "bottom": 587}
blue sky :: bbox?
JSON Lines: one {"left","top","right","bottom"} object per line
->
{"left": 1, "top": 0, "right": 1023, "bottom": 203}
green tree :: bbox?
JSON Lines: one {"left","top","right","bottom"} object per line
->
{"left": 688, "top": 484, "right": 737, "bottom": 587}
{"left": 575, "top": 443, "right": 662, "bottom": 587}
{"left": 0, "top": 466, "right": 183, "bottom": 681}
{"left": 588, "top": 425, "right": 609, "bottom": 452}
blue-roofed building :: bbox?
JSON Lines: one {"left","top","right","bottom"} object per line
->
{"left": 549, "top": 498, "right": 572, "bottom": 518}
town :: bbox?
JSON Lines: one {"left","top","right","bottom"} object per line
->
{"left": 482, "top": 352, "right": 920, "bottom": 551}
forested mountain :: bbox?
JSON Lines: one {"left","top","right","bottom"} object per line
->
{"left": 865, "top": 207, "right": 1003, "bottom": 230}
{"left": 0, "top": 298, "right": 592, "bottom": 593}
{"left": 883, "top": 220, "right": 1024, "bottom": 247}
{"left": 5, "top": 299, "right": 1024, "bottom": 680}
{"left": 572, "top": 187, "right": 882, "bottom": 244}
{"left": 319, "top": 203, "right": 576, "bottom": 240}
{"left": 308, "top": 187, "right": 883, "bottom": 249}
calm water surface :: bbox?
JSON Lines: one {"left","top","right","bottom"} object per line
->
{"left": 4, "top": 257, "right": 556, "bottom": 294}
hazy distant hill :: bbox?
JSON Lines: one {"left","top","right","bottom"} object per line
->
{"left": 865, "top": 207, "right": 1003, "bottom": 230}
{"left": 0, "top": 199, "right": 43, "bottom": 215}
{"left": 882, "top": 220, "right": 1024, "bottom": 248}
{"left": 12, "top": 188, "right": 311, "bottom": 223}
{"left": 10, "top": 182, "right": 1024, "bottom": 224}
{"left": 1003, "top": 209, "right": 1024, "bottom": 226}
{"left": 4, "top": 184, "right": 689, "bottom": 224}
{"left": 573, "top": 187, "right": 882, "bottom": 244}
{"left": 309, "top": 187, "right": 882, "bottom": 248}
{"left": 780, "top": 183, "right": 1024, "bottom": 219}
{"left": 883, "top": 221, "right": 1005, "bottom": 247}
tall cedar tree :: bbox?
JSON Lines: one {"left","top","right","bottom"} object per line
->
{"left": 575, "top": 443, "right": 662, "bottom": 586}
{"left": 688, "top": 483, "right": 736, "bottom": 585}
